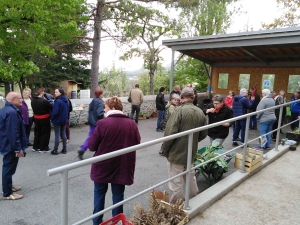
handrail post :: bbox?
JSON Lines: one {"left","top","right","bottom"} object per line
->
{"left": 275, "top": 106, "right": 283, "bottom": 151}
{"left": 240, "top": 116, "right": 250, "bottom": 173}
{"left": 184, "top": 133, "right": 193, "bottom": 210}
{"left": 61, "top": 171, "right": 69, "bottom": 225}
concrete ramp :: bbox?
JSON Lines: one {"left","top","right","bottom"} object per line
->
{"left": 187, "top": 145, "right": 300, "bottom": 224}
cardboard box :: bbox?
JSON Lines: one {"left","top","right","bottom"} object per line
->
{"left": 234, "top": 148, "right": 263, "bottom": 172}
{"left": 152, "top": 190, "right": 169, "bottom": 203}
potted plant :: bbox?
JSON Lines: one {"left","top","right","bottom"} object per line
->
{"left": 151, "top": 109, "right": 158, "bottom": 118}
{"left": 139, "top": 111, "right": 147, "bottom": 120}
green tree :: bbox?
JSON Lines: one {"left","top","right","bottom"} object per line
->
{"left": 174, "top": 0, "right": 237, "bottom": 91}
{"left": 26, "top": 55, "right": 90, "bottom": 90}
{"left": 0, "top": 0, "right": 88, "bottom": 85}
{"left": 138, "top": 64, "right": 170, "bottom": 94}
{"left": 262, "top": 0, "right": 300, "bottom": 29}
{"left": 89, "top": 0, "right": 200, "bottom": 97}
{"left": 98, "top": 66, "right": 127, "bottom": 97}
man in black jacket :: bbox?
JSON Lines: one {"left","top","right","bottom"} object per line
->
{"left": 156, "top": 87, "right": 166, "bottom": 132}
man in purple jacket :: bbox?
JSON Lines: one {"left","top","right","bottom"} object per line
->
{"left": 0, "top": 92, "right": 27, "bottom": 200}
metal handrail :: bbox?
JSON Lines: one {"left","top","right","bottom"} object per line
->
{"left": 47, "top": 99, "right": 300, "bottom": 225}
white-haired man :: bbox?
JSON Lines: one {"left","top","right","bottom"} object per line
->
{"left": 232, "top": 88, "right": 255, "bottom": 146}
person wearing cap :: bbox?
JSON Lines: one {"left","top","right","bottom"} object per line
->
{"left": 160, "top": 87, "right": 207, "bottom": 202}
{"left": 232, "top": 88, "right": 255, "bottom": 147}
{"left": 256, "top": 89, "right": 276, "bottom": 150}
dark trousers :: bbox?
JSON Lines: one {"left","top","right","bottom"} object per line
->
{"left": 60, "top": 120, "right": 70, "bottom": 140}
{"left": 130, "top": 105, "right": 141, "bottom": 123}
{"left": 2, "top": 152, "right": 19, "bottom": 197}
{"left": 291, "top": 112, "right": 299, "bottom": 130}
{"left": 272, "top": 120, "right": 279, "bottom": 139}
{"left": 233, "top": 119, "right": 246, "bottom": 143}
{"left": 249, "top": 114, "right": 257, "bottom": 128}
{"left": 93, "top": 182, "right": 125, "bottom": 225}
{"left": 54, "top": 125, "right": 67, "bottom": 151}
{"left": 33, "top": 117, "right": 51, "bottom": 151}
{"left": 25, "top": 117, "right": 34, "bottom": 143}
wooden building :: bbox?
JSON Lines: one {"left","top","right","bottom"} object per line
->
{"left": 162, "top": 27, "right": 300, "bottom": 99}
{"left": 60, "top": 80, "right": 81, "bottom": 99}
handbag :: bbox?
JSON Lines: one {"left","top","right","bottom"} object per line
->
{"left": 160, "top": 118, "right": 168, "bottom": 130}
{"left": 128, "top": 91, "right": 132, "bottom": 103}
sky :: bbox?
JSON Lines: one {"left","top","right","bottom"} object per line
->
{"left": 96, "top": 0, "right": 281, "bottom": 72}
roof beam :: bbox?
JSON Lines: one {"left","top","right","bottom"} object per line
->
{"left": 240, "top": 47, "right": 270, "bottom": 65}
{"left": 181, "top": 51, "right": 213, "bottom": 64}
{"left": 212, "top": 61, "right": 300, "bottom": 67}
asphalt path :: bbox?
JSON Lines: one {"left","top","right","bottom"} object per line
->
{"left": 0, "top": 118, "right": 287, "bottom": 225}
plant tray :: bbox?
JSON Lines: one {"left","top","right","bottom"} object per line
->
{"left": 234, "top": 148, "right": 263, "bottom": 172}
{"left": 100, "top": 213, "right": 133, "bottom": 225}
{"left": 160, "top": 201, "right": 189, "bottom": 225}
{"left": 286, "top": 131, "right": 300, "bottom": 142}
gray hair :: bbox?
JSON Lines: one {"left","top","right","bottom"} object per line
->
{"left": 240, "top": 88, "right": 247, "bottom": 94}
{"left": 262, "top": 89, "right": 271, "bottom": 95}
{"left": 212, "top": 94, "right": 223, "bottom": 102}
{"left": 181, "top": 87, "right": 195, "bottom": 99}
{"left": 171, "top": 93, "right": 180, "bottom": 100}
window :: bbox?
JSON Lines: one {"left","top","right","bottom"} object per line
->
{"left": 238, "top": 74, "right": 250, "bottom": 90}
{"left": 287, "top": 75, "right": 300, "bottom": 93}
{"left": 262, "top": 74, "right": 275, "bottom": 90}
{"left": 218, "top": 73, "right": 228, "bottom": 89}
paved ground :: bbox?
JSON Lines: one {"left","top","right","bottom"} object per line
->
{"left": 0, "top": 117, "right": 290, "bottom": 224}
{"left": 187, "top": 145, "right": 300, "bottom": 225}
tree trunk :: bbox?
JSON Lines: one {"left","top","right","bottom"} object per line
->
{"left": 4, "top": 82, "right": 13, "bottom": 96}
{"left": 148, "top": 56, "right": 159, "bottom": 95}
{"left": 90, "top": 0, "right": 105, "bottom": 98}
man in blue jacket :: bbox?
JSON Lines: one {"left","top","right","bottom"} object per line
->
{"left": 290, "top": 91, "right": 300, "bottom": 130}
{"left": 0, "top": 92, "right": 27, "bottom": 200}
{"left": 232, "top": 88, "right": 255, "bottom": 146}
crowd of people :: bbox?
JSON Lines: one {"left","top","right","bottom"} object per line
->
{"left": 1, "top": 84, "right": 300, "bottom": 224}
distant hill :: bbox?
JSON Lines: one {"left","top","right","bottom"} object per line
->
{"left": 125, "top": 68, "right": 149, "bottom": 77}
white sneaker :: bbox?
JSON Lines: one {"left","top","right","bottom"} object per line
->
{"left": 32, "top": 149, "right": 39, "bottom": 152}
{"left": 39, "top": 150, "right": 50, "bottom": 153}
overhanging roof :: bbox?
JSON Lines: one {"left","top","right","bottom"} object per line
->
{"left": 162, "top": 27, "right": 300, "bottom": 67}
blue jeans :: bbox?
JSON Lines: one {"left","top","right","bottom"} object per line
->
{"left": 2, "top": 152, "right": 19, "bottom": 197}
{"left": 93, "top": 182, "right": 125, "bottom": 225}
{"left": 233, "top": 119, "right": 246, "bottom": 143}
{"left": 54, "top": 125, "right": 67, "bottom": 151}
{"left": 156, "top": 110, "right": 166, "bottom": 130}
{"left": 130, "top": 105, "right": 141, "bottom": 124}
{"left": 260, "top": 120, "right": 275, "bottom": 148}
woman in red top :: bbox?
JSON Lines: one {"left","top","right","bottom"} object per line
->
{"left": 224, "top": 90, "right": 235, "bottom": 109}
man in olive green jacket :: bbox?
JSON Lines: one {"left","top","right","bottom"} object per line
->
{"left": 161, "top": 87, "right": 207, "bottom": 202}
